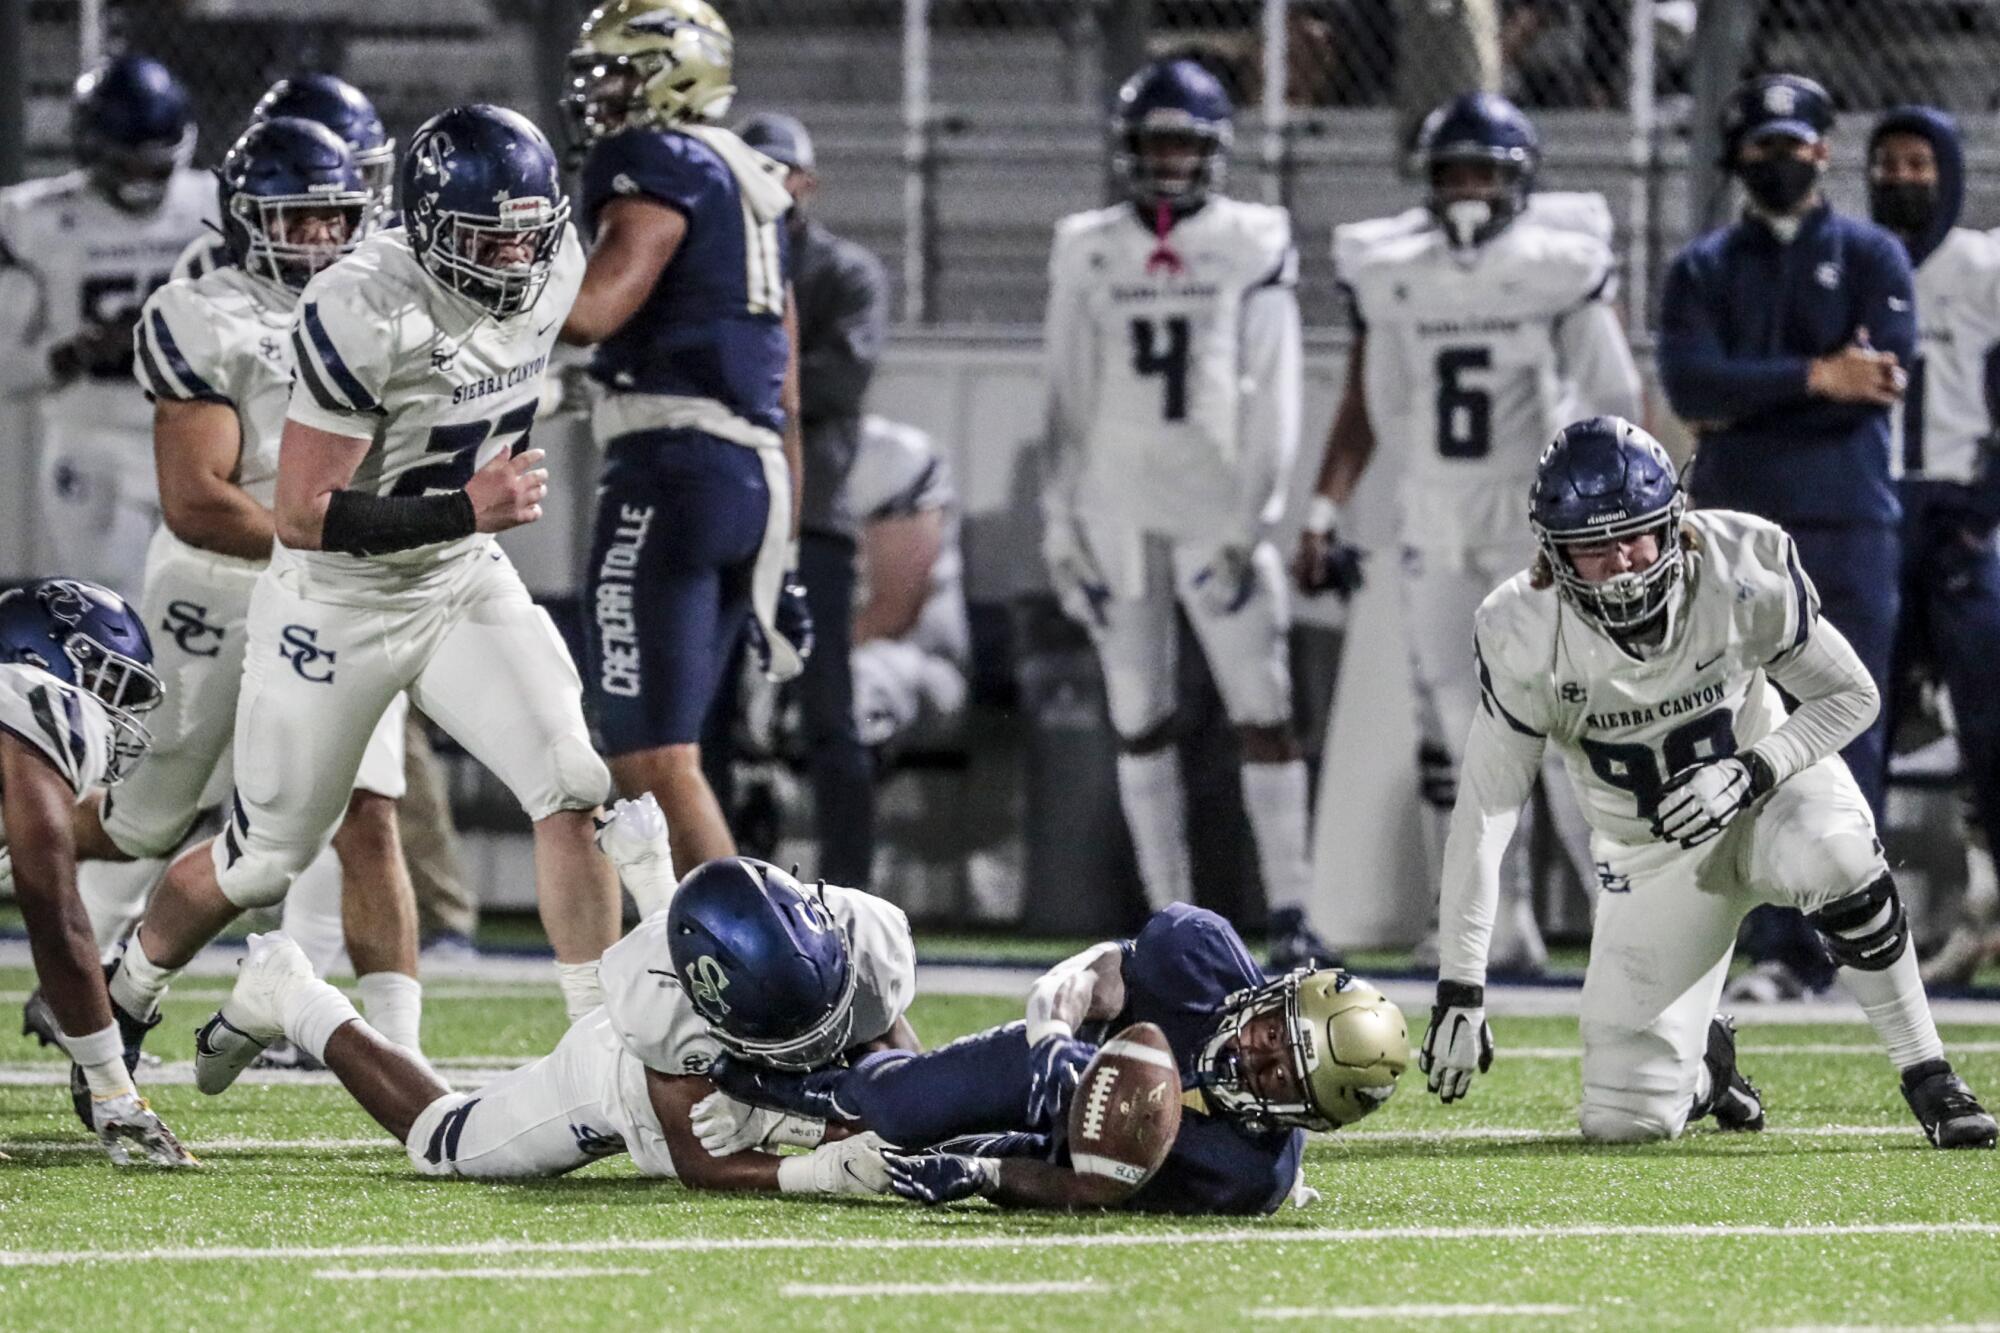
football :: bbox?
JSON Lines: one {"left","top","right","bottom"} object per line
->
{"left": 1067, "top": 1021, "right": 1184, "bottom": 1192}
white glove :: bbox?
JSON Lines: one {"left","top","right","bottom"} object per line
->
{"left": 1288, "top": 1167, "right": 1322, "bottom": 1210}
{"left": 778, "top": 1131, "right": 893, "bottom": 1196}
{"left": 1418, "top": 981, "right": 1495, "bottom": 1105}
{"left": 691, "top": 1089, "right": 823, "bottom": 1157}
{"left": 1042, "top": 516, "right": 1110, "bottom": 629}
{"left": 1653, "top": 757, "right": 1758, "bottom": 848}
{"left": 595, "top": 793, "right": 676, "bottom": 918}
{"left": 1189, "top": 546, "right": 1258, "bottom": 617}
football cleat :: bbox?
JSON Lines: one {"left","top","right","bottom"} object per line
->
{"left": 1901, "top": 1059, "right": 1999, "bottom": 1149}
{"left": 194, "top": 932, "right": 315, "bottom": 1096}
{"left": 89, "top": 1091, "right": 199, "bottom": 1168}
{"left": 595, "top": 792, "right": 676, "bottom": 914}
{"left": 251, "top": 1038, "right": 325, "bottom": 1073}
{"left": 1697, "top": 1014, "right": 1765, "bottom": 1132}
{"left": 1266, "top": 907, "right": 1343, "bottom": 972}
{"left": 21, "top": 987, "right": 61, "bottom": 1049}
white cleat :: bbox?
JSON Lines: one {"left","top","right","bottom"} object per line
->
{"left": 195, "top": 932, "right": 315, "bottom": 1096}
{"left": 596, "top": 793, "right": 677, "bottom": 916}
{"left": 91, "top": 1093, "right": 199, "bottom": 1168}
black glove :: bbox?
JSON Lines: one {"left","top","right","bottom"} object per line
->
{"left": 748, "top": 572, "right": 814, "bottom": 681}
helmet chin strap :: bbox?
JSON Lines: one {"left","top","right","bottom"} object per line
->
{"left": 1145, "top": 199, "right": 1184, "bottom": 276}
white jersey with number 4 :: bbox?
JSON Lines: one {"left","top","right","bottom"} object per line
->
{"left": 1044, "top": 198, "right": 1301, "bottom": 555}
{"left": 0, "top": 664, "right": 116, "bottom": 822}
{"left": 1472, "top": 509, "right": 1818, "bottom": 852}
{"left": 1904, "top": 225, "right": 2000, "bottom": 484}
{"left": 1336, "top": 195, "right": 1636, "bottom": 555}
{"left": 280, "top": 224, "right": 585, "bottom": 599}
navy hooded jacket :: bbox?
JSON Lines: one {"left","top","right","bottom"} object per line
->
{"left": 1657, "top": 181, "right": 1916, "bottom": 527}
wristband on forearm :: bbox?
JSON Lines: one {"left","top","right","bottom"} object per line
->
{"left": 320, "top": 488, "right": 476, "bottom": 557}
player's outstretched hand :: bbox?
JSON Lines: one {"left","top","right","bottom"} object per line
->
{"left": 883, "top": 1149, "right": 999, "bottom": 1205}
{"left": 691, "top": 1089, "right": 824, "bottom": 1157}
{"left": 1652, "top": 757, "right": 1755, "bottom": 848}
{"left": 1292, "top": 529, "right": 1367, "bottom": 599}
{"left": 1025, "top": 1033, "right": 1093, "bottom": 1130}
{"left": 1419, "top": 980, "right": 1494, "bottom": 1105}
{"left": 465, "top": 447, "right": 549, "bottom": 533}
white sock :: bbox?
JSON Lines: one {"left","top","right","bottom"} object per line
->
{"left": 109, "top": 938, "right": 180, "bottom": 1021}
{"left": 280, "top": 848, "right": 350, "bottom": 976}
{"left": 285, "top": 978, "right": 362, "bottom": 1062}
{"left": 1115, "top": 750, "right": 1192, "bottom": 910}
{"left": 1843, "top": 942, "right": 1947, "bottom": 1072}
{"left": 78, "top": 858, "right": 165, "bottom": 963}
{"left": 60, "top": 1022, "right": 136, "bottom": 1101}
{"left": 356, "top": 971, "right": 424, "bottom": 1056}
{"left": 1241, "top": 760, "right": 1313, "bottom": 913}
{"left": 555, "top": 960, "right": 603, "bottom": 1021}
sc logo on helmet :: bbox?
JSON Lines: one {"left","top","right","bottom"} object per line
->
{"left": 684, "top": 953, "right": 731, "bottom": 1018}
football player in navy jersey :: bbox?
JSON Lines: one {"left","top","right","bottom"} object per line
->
{"left": 560, "top": 0, "right": 812, "bottom": 875}
{"left": 701, "top": 904, "right": 1408, "bottom": 1214}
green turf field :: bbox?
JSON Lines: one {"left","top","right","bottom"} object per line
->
{"left": 3, "top": 965, "right": 1998, "bottom": 1331}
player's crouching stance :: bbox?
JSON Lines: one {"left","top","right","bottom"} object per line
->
{"left": 196, "top": 850, "right": 916, "bottom": 1193}
{"left": 0, "top": 581, "right": 193, "bottom": 1165}
{"left": 704, "top": 905, "right": 1408, "bottom": 1213}
{"left": 1420, "top": 417, "right": 1996, "bottom": 1149}
{"left": 101, "top": 105, "right": 629, "bottom": 1061}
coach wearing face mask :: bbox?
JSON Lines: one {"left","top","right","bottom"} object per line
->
{"left": 1657, "top": 73, "right": 1916, "bottom": 1000}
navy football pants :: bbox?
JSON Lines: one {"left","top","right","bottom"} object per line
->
{"left": 584, "top": 430, "right": 768, "bottom": 754}
{"left": 836, "top": 1022, "right": 1038, "bottom": 1148}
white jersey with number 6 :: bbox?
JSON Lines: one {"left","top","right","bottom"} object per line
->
{"left": 1336, "top": 197, "right": 1636, "bottom": 556}
{"left": 280, "top": 224, "right": 585, "bottom": 599}
{"left": 1044, "top": 197, "right": 1301, "bottom": 559}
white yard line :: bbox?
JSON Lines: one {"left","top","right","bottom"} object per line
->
{"left": 1253, "top": 1304, "right": 1582, "bottom": 1320}
{"left": 3, "top": 1222, "right": 1997, "bottom": 1270}
{"left": 782, "top": 1281, "right": 1105, "bottom": 1297}
{"left": 314, "top": 1266, "right": 650, "bottom": 1281}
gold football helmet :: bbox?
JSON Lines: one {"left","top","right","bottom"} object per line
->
{"left": 1199, "top": 969, "right": 1409, "bottom": 1132}
{"left": 562, "top": 0, "right": 735, "bottom": 152}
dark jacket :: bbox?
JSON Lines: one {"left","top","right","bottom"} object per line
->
{"left": 793, "top": 216, "right": 891, "bottom": 540}
{"left": 1657, "top": 202, "right": 1917, "bottom": 527}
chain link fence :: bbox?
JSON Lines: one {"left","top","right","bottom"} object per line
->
{"left": 12, "top": 1, "right": 2000, "bottom": 324}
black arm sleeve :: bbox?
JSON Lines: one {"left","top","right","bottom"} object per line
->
{"left": 320, "top": 489, "right": 477, "bottom": 557}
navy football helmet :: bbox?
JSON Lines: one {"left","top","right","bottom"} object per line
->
{"left": 218, "top": 117, "right": 369, "bottom": 295}
{"left": 400, "top": 105, "right": 571, "bottom": 318}
{"left": 251, "top": 73, "right": 395, "bottom": 223}
{"left": 666, "top": 858, "right": 859, "bottom": 1071}
{"left": 1530, "top": 416, "right": 1687, "bottom": 635}
{"left": 1419, "top": 92, "right": 1538, "bottom": 248}
{"left": 0, "top": 580, "right": 161, "bottom": 783}
{"left": 71, "top": 55, "right": 195, "bottom": 214}
{"left": 1112, "top": 58, "right": 1234, "bottom": 211}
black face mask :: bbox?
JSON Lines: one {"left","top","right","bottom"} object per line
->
{"left": 1870, "top": 180, "right": 1937, "bottom": 236}
{"left": 1737, "top": 156, "right": 1820, "bottom": 215}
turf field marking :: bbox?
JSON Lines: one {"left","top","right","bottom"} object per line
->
{"left": 314, "top": 1266, "right": 650, "bottom": 1281}
{"left": 6, "top": 1222, "right": 2000, "bottom": 1269}
{"left": 782, "top": 1281, "right": 1105, "bottom": 1297}
{"left": 1499, "top": 1043, "right": 2000, "bottom": 1059}
{"left": 1253, "top": 1304, "right": 1582, "bottom": 1320}
{"left": 1760, "top": 1325, "right": 2000, "bottom": 1333}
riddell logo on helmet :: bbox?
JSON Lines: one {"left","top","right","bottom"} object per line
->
{"left": 499, "top": 195, "right": 552, "bottom": 224}
{"left": 1588, "top": 507, "right": 1630, "bottom": 523}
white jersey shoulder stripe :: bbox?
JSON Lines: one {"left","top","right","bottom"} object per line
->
{"left": 294, "top": 300, "right": 381, "bottom": 415}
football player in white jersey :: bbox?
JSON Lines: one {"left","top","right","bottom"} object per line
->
{"left": 1295, "top": 92, "right": 1643, "bottom": 969}
{"left": 101, "top": 105, "right": 629, "bottom": 1053}
{"left": 1042, "top": 58, "right": 1328, "bottom": 967}
{"left": 33, "top": 119, "right": 425, "bottom": 1061}
{"left": 195, "top": 852, "right": 913, "bottom": 1192}
{"left": 170, "top": 72, "right": 398, "bottom": 285}
{"left": 0, "top": 56, "right": 214, "bottom": 603}
{"left": 1866, "top": 108, "right": 2000, "bottom": 982}
{"left": 1419, "top": 417, "right": 1996, "bottom": 1149}
{"left": 0, "top": 580, "right": 194, "bottom": 1165}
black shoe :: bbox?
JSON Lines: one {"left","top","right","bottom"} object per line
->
{"left": 21, "top": 988, "right": 61, "bottom": 1048}
{"left": 707, "top": 1052, "right": 858, "bottom": 1123}
{"left": 251, "top": 1038, "right": 324, "bottom": 1073}
{"left": 1901, "top": 1059, "right": 1999, "bottom": 1149}
{"left": 1267, "top": 907, "right": 1344, "bottom": 973}
{"left": 1697, "top": 1015, "right": 1765, "bottom": 1131}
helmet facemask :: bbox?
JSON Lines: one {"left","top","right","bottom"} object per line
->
{"left": 62, "top": 631, "right": 161, "bottom": 785}
{"left": 232, "top": 188, "right": 369, "bottom": 295}
{"left": 86, "top": 125, "right": 195, "bottom": 214}
{"left": 418, "top": 193, "right": 571, "bottom": 318}
{"left": 1117, "top": 115, "right": 1230, "bottom": 212}
{"left": 1197, "top": 971, "right": 1334, "bottom": 1133}
{"left": 351, "top": 142, "right": 397, "bottom": 227}
{"left": 1535, "top": 493, "right": 1688, "bottom": 637}
{"left": 1427, "top": 146, "right": 1530, "bottom": 249}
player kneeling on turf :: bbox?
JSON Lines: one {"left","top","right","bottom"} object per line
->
{"left": 0, "top": 581, "right": 194, "bottom": 1165}
{"left": 1419, "top": 416, "right": 1996, "bottom": 1149}
{"left": 195, "top": 839, "right": 921, "bottom": 1192}
{"left": 702, "top": 905, "right": 1408, "bottom": 1213}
